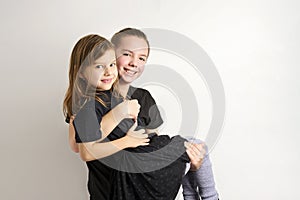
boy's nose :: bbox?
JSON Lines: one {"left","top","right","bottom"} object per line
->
{"left": 129, "top": 57, "right": 138, "bottom": 68}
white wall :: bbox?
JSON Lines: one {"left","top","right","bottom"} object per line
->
{"left": 0, "top": 0, "right": 299, "bottom": 199}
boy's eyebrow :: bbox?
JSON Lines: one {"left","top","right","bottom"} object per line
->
{"left": 121, "top": 49, "right": 147, "bottom": 57}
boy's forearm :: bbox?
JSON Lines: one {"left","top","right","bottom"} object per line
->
{"left": 78, "top": 137, "right": 128, "bottom": 161}
{"left": 69, "top": 121, "right": 79, "bottom": 153}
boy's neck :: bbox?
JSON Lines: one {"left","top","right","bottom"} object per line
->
{"left": 118, "top": 80, "right": 131, "bottom": 98}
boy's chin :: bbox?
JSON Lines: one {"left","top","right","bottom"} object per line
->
{"left": 120, "top": 76, "right": 135, "bottom": 84}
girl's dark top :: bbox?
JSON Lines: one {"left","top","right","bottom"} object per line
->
{"left": 72, "top": 86, "right": 189, "bottom": 200}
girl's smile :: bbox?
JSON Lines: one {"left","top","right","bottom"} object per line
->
{"left": 101, "top": 78, "right": 114, "bottom": 84}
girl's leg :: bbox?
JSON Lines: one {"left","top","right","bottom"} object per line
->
{"left": 182, "top": 170, "right": 200, "bottom": 200}
{"left": 182, "top": 138, "right": 219, "bottom": 200}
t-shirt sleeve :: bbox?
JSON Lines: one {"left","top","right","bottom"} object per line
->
{"left": 139, "top": 90, "right": 163, "bottom": 129}
{"left": 73, "top": 101, "right": 103, "bottom": 143}
{"left": 65, "top": 116, "right": 70, "bottom": 124}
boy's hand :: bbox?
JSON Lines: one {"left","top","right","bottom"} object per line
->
{"left": 124, "top": 122, "right": 149, "bottom": 148}
{"left": 184, "top": 142, "right": 206, "bottom": 171}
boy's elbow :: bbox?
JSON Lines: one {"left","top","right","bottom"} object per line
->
{"left": 70, "top": 143, "right": 80, "bottom": 153}
{"left": 79, "top": 151, "right": 93, "bottom": 161}
{"left": 68, "top": 135, "right": 79, "bottom": 153}
{"left": 78, "top": 144, "right": 95, "bottom": 162}
{"left": 73, "top": 147, "right": 80, "bottom": 153}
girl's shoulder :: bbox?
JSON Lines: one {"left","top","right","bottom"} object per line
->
{"left": 78, "top": 90, "right": 112, "bottom": 116}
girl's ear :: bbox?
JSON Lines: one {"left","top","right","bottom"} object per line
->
{"left": 78, "top": 73, "right": 84, "bottom": 79}
{"left": 78, "top": 70, "right": 86, "bottom": 80}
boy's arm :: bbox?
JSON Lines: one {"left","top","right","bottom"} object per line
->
{"left": 78, "top": 138, "right": 128, "bottom": 161}
{"left": 78, "top": 122, "right": 149, "bottom": 161}
{"left": 69, "top": 117, "right": 79, "bottom": 153}
{"left": 185, "top": 142, "right": 206, "bottom": 171}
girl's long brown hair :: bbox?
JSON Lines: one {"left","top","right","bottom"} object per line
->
{"left": 63, "top": 34, "right": 116, "bottom": 121}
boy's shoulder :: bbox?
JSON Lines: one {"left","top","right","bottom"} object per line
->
{"left": 129, "top": 86, "right": 151, "bottom": 98}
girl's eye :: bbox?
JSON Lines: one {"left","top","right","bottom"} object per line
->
{"left": 110, "top": 63, "right": 116, "bottom": 67}
{"left": 96, "top": 65, "right": 105, "bottom": 69}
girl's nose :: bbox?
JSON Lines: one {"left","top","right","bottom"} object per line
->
{"left": 104, "top": 66, "right": 113, "bottom": 75}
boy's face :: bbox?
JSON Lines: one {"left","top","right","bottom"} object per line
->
{"left": 115, "top": 36, "right": 148, "bottom": 84}
{"left": 82, "top": 49, "right": 118, "bottom": 91}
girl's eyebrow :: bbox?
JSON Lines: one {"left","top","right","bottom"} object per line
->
{"left": 93, "top": 62, "right": 105, "bottom": 65}
{"left": 121, "top": 49, "right": 147, "bottom": 57}
{"left": 93, "top": 59, "right": 116, "bottom": 65}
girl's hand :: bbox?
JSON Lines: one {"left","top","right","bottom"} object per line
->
{"left": 114, "top": 99, "right": 140, "bottom": 121}
{"left": 184, "top": 142, "right": 206, "bottom": 171}
{"left": 124, "top": 122, "right": 149, "bottom": 148}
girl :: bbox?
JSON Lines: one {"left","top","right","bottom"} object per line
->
{"left": 63, "top": 34, "right": 150, "bottom": 199}
{"left": 110, "top": 28, "right": 219, "bottom": 200}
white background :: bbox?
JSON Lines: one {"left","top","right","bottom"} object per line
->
{"left": 0, "top": 0, "right": 299, "bottom": 199}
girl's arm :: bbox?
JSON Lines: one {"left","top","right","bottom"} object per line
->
{"left": 145, "top": 128, "right": 159, "bottom": 135}
{"left": 68, "top": 100, "right": 140, "bottom": 153}
{"left": 78, "top": 122, "right": 149, "bottom": 161}
{"left": 100, "top": 99, "right": 140, "bottom": 139}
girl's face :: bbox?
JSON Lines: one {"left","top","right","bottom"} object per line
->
{"left": 82, "top": 49, "right": 118, "bottom": 91}
{"left": 115, "top": 36, "right": 148, "bottom": 84}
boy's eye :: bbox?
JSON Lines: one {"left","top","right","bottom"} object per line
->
{"left": 139, "top": 57, "right": 146, "bottom": 62}
{"left": 123, "top": 53, "right": 131, "bottom": 56}
{"left": 110, "top": 63, "right": 116, "bottom": 67}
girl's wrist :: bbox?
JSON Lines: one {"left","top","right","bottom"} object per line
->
{"left": 113, "top": 104, "right": 126, "bottom": 121}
